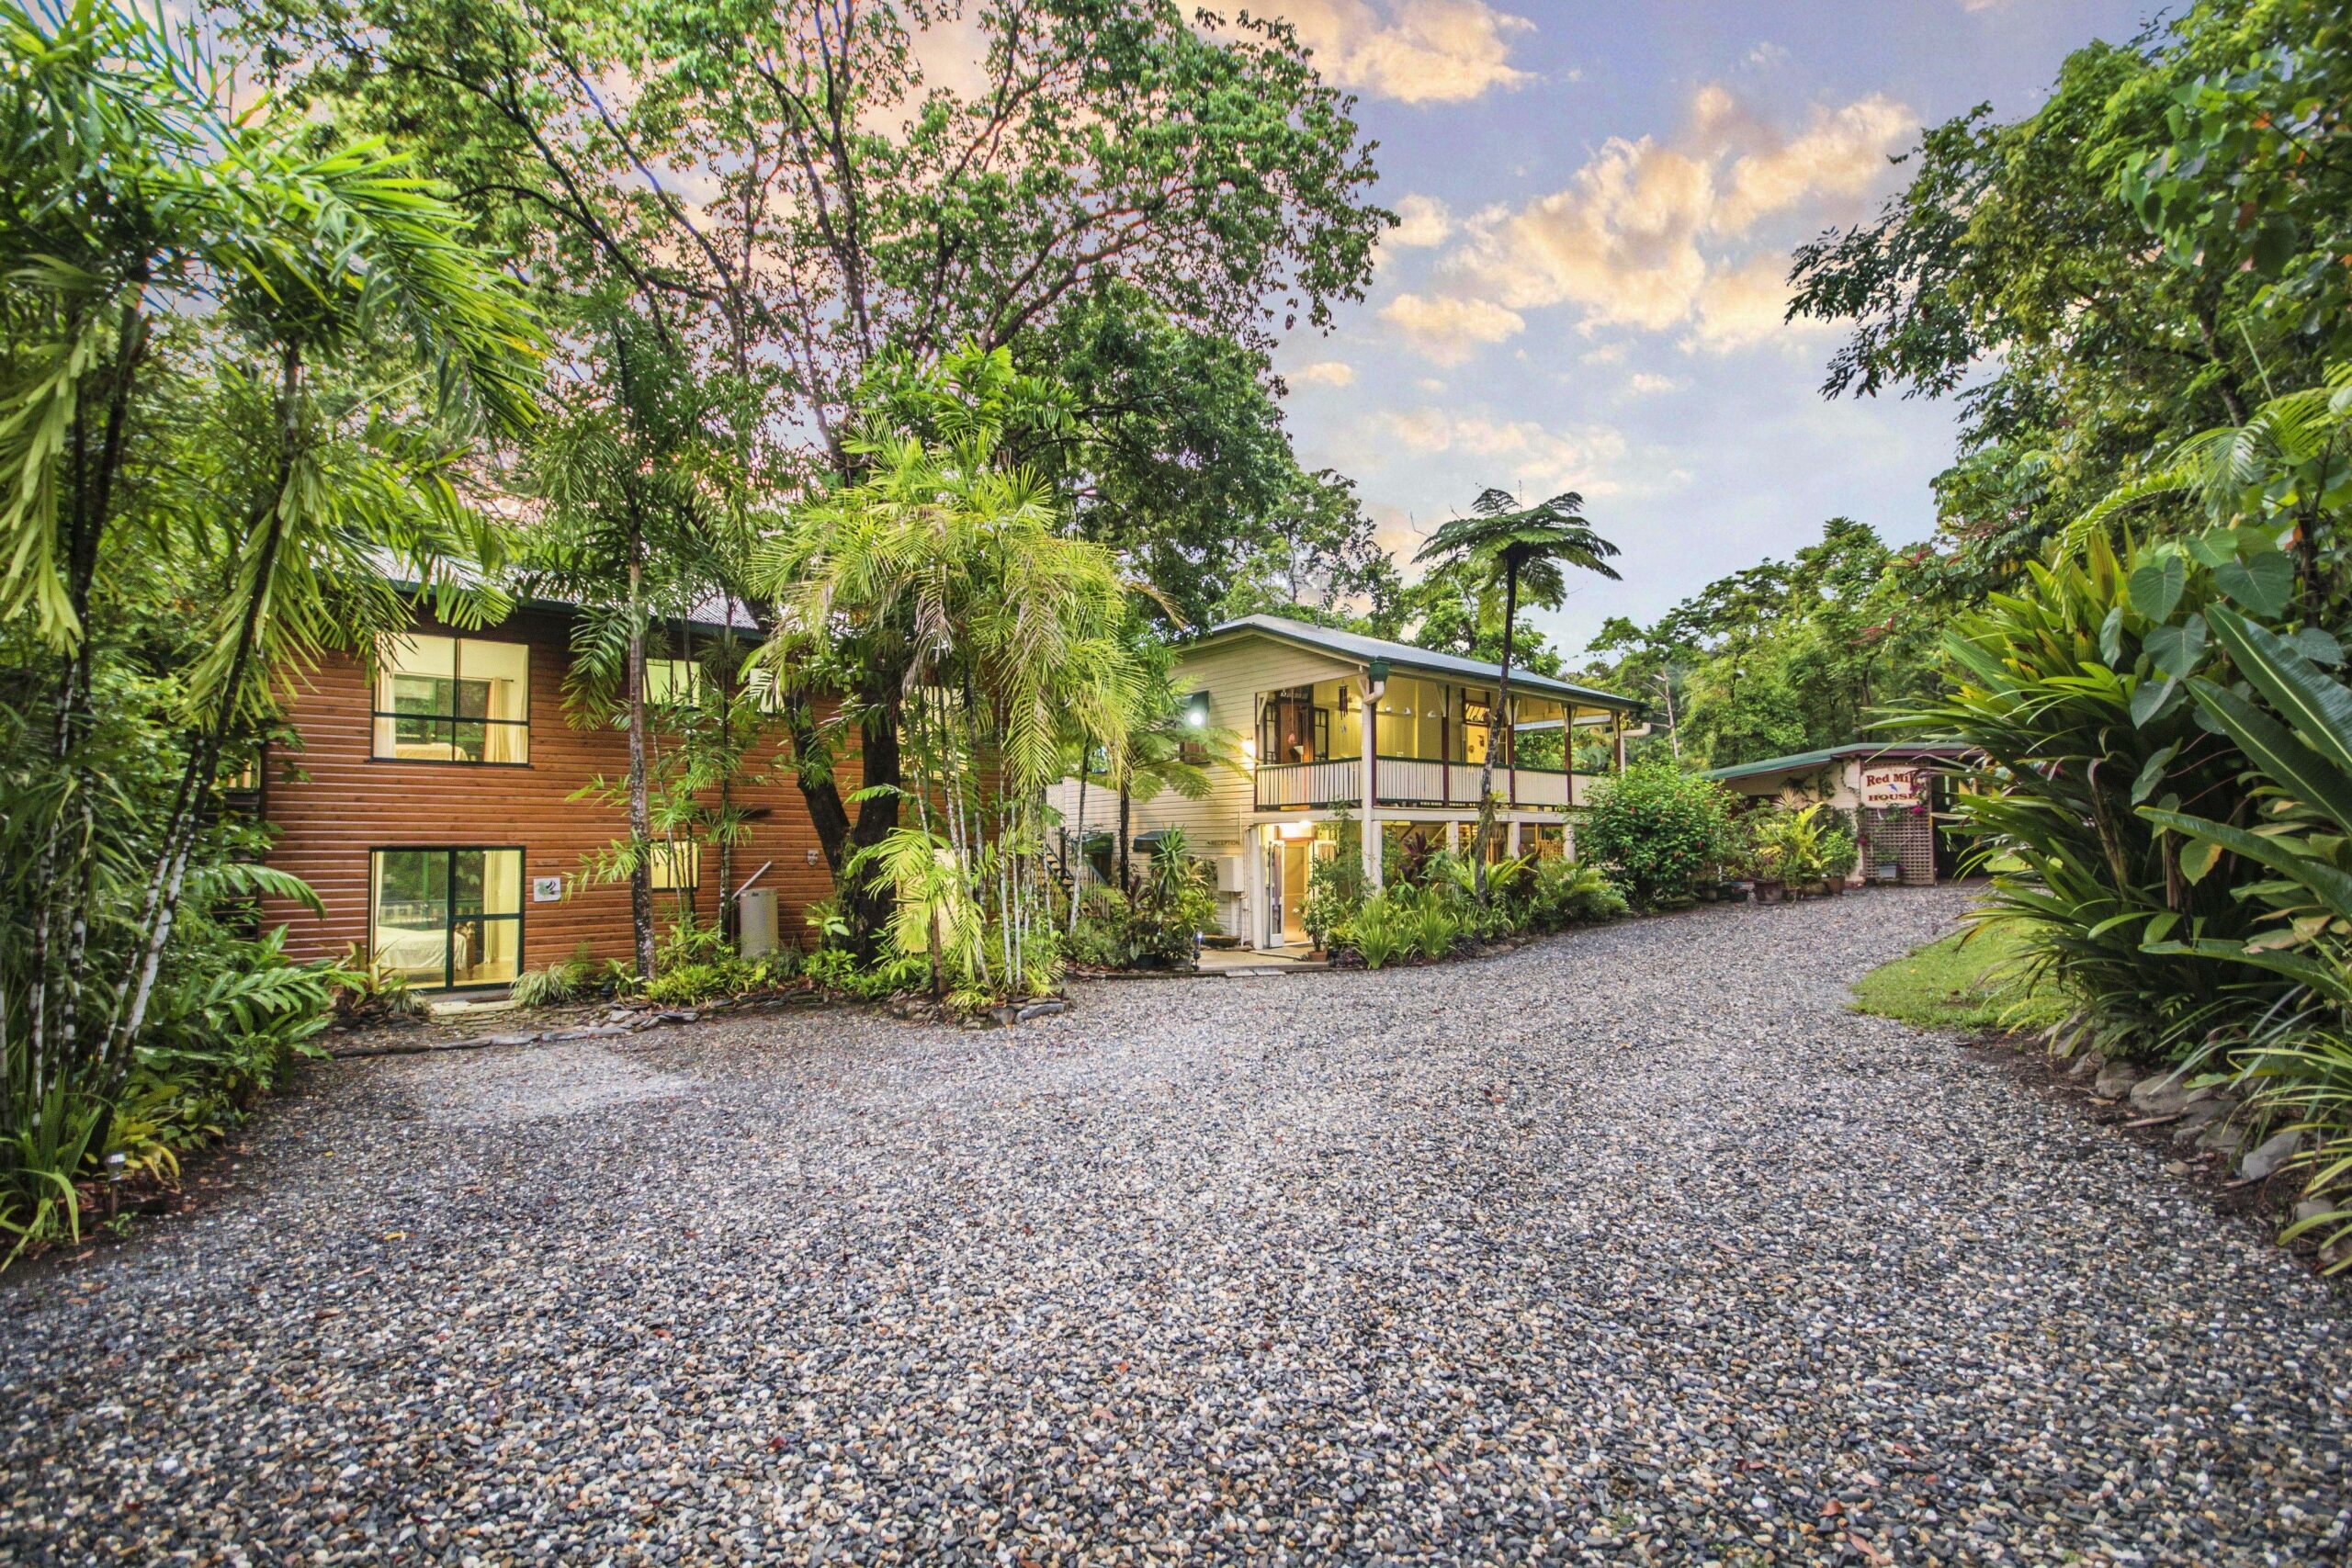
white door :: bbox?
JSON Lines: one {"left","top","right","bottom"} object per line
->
{"left": 1263, "top": 837, "right": 1283, "bottom": 947}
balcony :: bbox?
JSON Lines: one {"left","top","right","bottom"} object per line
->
{"left": 1254, "top": 757, "right": 1589, "bottom": 812}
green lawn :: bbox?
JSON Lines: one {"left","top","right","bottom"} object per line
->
{"left": 1849, "top": 922, "right": 2069, "bottom": 1035}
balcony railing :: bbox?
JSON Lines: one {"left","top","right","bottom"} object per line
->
{"left": 1254, "top": 757, "right": 1592, "bottom": 811}
{"left": 1255, "top": 757, "right": 1363, "bottom": 808}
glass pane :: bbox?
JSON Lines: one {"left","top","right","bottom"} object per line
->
{"left": 482, "top": 720, "right": 527, "bottom": 764}
{"left": 392, "top": 673, "right": 449, "bottom": 716}
{"left": 460, "top": 640, "right": 529, "bottom": 724}
{"left": 451, "top": 849, "right": 483, "bottom": 916}
{"left": 456, "top": 918, "right": 520, "bottom": 985}
{"left": 479, "top": 850, "right": 523, "bottom": 916}
{"left": 450, "top": 720, "right": 487, "bottom": 762}
{"left": 371, "top": 850, "right": 448, "bottom": 986}
{"left": 646, "top": 658, "right": 699, "bottom": 706}
{"left": 650, "top": 841, "right": 698, "bottom": 890}
{"left": 378, "top": 634, "right": 456, "bottom": 701}
{"left": 452, "top": 679, "right": 491, "bottom": 720}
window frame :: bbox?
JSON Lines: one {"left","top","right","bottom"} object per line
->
{"left": 369, "top": 633, "right": 533, "bottom": 767}
{"left": 367, "top": 844, "right": 527, "bottom": 992}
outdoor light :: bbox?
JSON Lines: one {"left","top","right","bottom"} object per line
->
{"left": 1278, "top": 819, "right": 1314, "bottom": 840}
{"left": 1184, "top": 691, "right": 1209, "bottom": 728}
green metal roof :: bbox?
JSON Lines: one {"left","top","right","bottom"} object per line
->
{"left": 1192, "top": 615, "right": 1642, "bottom": 713}
{"left": 1702, "top": 741, "right": 1971, "bottom": 784}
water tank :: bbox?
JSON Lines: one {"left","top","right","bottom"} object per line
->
{"left": 738, "top": 887, "right": 779, "bottom": 959}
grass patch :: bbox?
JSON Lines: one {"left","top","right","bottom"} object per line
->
{"left": 1849, "top": 923, "right": 2068, "bottom": 1035}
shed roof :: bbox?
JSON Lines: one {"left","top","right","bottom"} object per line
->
{"left": 1702, "top": 741, "right": 1973, "bottom": 784}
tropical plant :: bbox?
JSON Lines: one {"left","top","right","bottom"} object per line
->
{"left": 1414, "top": 488, "right": 1621, "bottom": 898}
{"left": 0, "top": 0, "right": 537, "bottom": 1255}
{"left": 1751, "top": 805, "right": 1834, "bottom": 887}
{"left": 1581, "top": 761, "right": 1736, "bottom": 908}
{"left": 1890, "top": 528, "right": 2290, "bottom": 1059}
{"left": 1411, "top": 902, "right": 1459, "bottom": 962}
{"left": 755, "top": 346, "right": 1147, "bottom": 982}
{"left": 1529, "top": 858, "right": 1630, "bottom": 928}
{"left": 2133, "top": 608, "right": 2352, "bottom": 1266}
{"left": 510, "top": 954, "right": 593, "bottom": 1010}
{"left": 1127, "top": 830, "right": 1217, "bottom": 967}
{"left": 1341, "top": 895, "right": 1407, "bottom": 970}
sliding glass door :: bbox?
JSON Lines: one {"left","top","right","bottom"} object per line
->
{"left": 370, "top": 848, "right": 524, "bottom": 989}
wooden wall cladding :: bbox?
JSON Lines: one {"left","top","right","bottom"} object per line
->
{"left": 257, "top": 605, "right": 859, "bottom": 978}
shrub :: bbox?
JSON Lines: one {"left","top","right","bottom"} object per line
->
{"left": 643, "top": 963, "right": 732, "bottom": 1008}
{"left": 1516, "top": 856, "right": 1629, "bottom": 931}
{"left": 1580, "top": 761, "right": 1735, "bottom": 908}
{"left": 1343, "top": 895, "right": 1408, "bottom": 969}
{"left": 1066, "top": 886, "right": 1133, "bottom": 968}
{"left": 1128, "top": 830, "right": 1216, "bottom": 965}
{"left": 1412, "top": 901, "right": 1458, "bottom": 961}
{"left": 511, "top": 955, "right": 591, "bottom": 1009}
{"left": 1817, "top": 818, "right": 1860, "bottom": 883}
{"left": 330, "top": 948, "right": 425, "bottom": 1025}
{"left": 1893, "top": 529, "right": 2274, "bottom": 1059}
{"left": 1750, "top": 803, "right": 1835, "bottom": 886}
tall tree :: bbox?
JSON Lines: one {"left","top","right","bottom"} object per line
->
{"left": 1413, "top": 489, "right": 1620, "bottom": 901}
{"left": 234, "top": 0, "right": 1390, "bottom": 944}
{"left": 1787, "top": 0, "right": 2346, "bottom": 593}
{"left": 0, "top": 0, "right": 537, "bottom": 1189}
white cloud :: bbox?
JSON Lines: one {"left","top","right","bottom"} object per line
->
{"left": 1376, "top": 407, "right": 1630, "bottom": 495}
{"left": 1416, "top": 82, "right": 1911, "bottom": 352}
{"left": 1389, "top": 193, "right": 1454, "bottom": 247}
{"left": 1290, "top": 359, "right": 1357, "bottom": 387}
{"left": 1272, "top": 0, "right": 1536, "bottom": 105}
{"left": 1746, "top": 41, "right": 1791, "bottom": 69}
{"left": 1715, "top": 94, "right": 1912, "bottom": 233}
{"left": 1377, "top": 291, "right": 1527, "bottom": 364}
{"left": 1626, "top": 372, "right": 1684, "bottom": 394}
{"left": 1579, "top": 343, "right": 1628, "bottom": 366}
{"left": 1683, "top": 253, "right": 1836, "bottom": 354}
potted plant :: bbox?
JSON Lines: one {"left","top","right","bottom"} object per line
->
{"left": 1750, "top": 806, "right": 1830, "bottom": 902}
{"left": 1817, "top": 819, "right": 1859, "bottom": 896}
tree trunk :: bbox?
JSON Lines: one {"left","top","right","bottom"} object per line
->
{"left": 718, "top": 601, "right": 737, "bottom": 941}
{"left": 626, "top": 555, "right": 656, "bottom": 980}
{"left": 1069, "top": 767, "right": 1089, "bottom": 933}
{"left": 1473, "top": 565, "right": 1520, "bottom": 905}
{"left": 1118, "top": 781, "right": 1132, "bottom": 894}
{"left": 106, "top": 341, "right": 300, "bottom": 1094}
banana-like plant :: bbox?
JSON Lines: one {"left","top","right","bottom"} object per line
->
{"left": 1887, "top": 530, "right": 2274, "bottom": 1058}
{"left": 2138, "top": 608, "right": 2352, "bottom": 1266}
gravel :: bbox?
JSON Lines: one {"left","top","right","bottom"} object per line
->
{"left": 5, "top": 886, "right": 2348, "bottom": 1564}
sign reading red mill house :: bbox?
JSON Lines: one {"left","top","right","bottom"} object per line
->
{"left": 1859, "top": 762, "right": 1924, "bottom": 807}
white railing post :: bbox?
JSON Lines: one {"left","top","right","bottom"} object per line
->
{"left": 1359, "top": 671, "right": 1383, "bottom": 892}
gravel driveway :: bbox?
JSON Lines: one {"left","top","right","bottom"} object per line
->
{"left": 5, "top": 887, "right": 2348, "bottom": 1564}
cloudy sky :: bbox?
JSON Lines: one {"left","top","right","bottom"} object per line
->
{"left": 1261, "top": 0, "right": 2156, "bottom": 652}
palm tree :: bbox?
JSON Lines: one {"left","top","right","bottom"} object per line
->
{"left": 755, "top": 345, "right": 1147, "bottom": 974}
{"left": 1414, "top": 487, "right": 1620, "bottom": 901}
{"left": 0, "top": 0, "right": 539, "bottom": 1150}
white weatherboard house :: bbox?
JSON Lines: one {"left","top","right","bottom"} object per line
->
{"left": 1054, "top": 615, "right": 1643, "bottom": 952}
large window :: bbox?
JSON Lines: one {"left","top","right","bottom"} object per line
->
{"left": 645, "top": 657, "right": 701, "bottom": 707}
{"left": 1259, "top": 687, "right": 1328, "bottom": 763}
{"left": 369, "top": 848, "right": 524, "bottom": 989}
{"left": 372, "top": 635, "right": 529, "bottom": 763}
